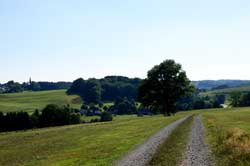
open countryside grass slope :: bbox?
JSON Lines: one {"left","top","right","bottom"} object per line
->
{"left": 0, "top": 113, "right": 189, "bottom": 166}
{"left": 200, "top": 85, "right": 250, "bottom": 96}
{"left": 1, "top": 89, "right": 250, "bottom": 166}
{"left": 0, "top": 90, "right": 82, "bottom": 113}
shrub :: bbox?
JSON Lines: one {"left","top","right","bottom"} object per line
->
{"left": 100, "top": 112, "right": 113, "bottom": 122}
{"left": 39, "top": 104, "right": 69, "bottom": 127}
{"left": 90, "top": 118, "right": 100, "bottom": 123}
{"left": 103, "top": 106, "right": 108, "bottom": 111}
{"left": 81, "top": 104, "right": 89, "bottom": 110}
{"left": 69, "top": 113, "right": 81, "bottom": 124}
{"left": 137, "top": 113, "right": 144, "bottom": 117}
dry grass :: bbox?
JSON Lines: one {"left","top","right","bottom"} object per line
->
{"left": 204, "top": 110, "right": 250, "bottom": 166}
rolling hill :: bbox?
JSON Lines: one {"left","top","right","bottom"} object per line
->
{"left": 0, "top": 90, "right": 82, "bottom": 113}
{"left": 0, "top": 114, "right": 188, "bottom": 166}
{"left": 200, "top": 85, "right": 250, "bottom": 96}
{"left": 193, "top": 80, "right": 250, "bottom": 90}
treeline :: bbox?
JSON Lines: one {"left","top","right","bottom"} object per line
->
{"left": 0, "top": 81, "right": 72, "bottom": 93}
{"left": 0, "top": 104, "right": 80, "bottom": 132}
{"left": 230, "top": 91, "right": 250, "bottom": 107}
{"left": 176, "top": 94, "right": 225, "bottom": 111}
{"left": 108, "top": 97, "right": 138, "bottom": 115}
{"left": 80, "top": 97, "right": 152, "bottom": 116}
{"left": 67, "top": 76, "right": 141, "bottom": 104}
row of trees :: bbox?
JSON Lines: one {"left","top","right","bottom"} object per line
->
{"left": 0, "top": 81, "right": 72, "bottom": 93}
{"left": 230, "top": 91, "right": 250, "bottom": 107}
{"left": 67, "top": 76, "right": 141, "bottom": 104}
{"left": 68, "top": 60, "right": 195, "bottom": 117}
{"left": 0, "top": 104, "right": 81, "bottom": 132}
{"left": 176, "top": 95, "right": 225, "bottom": 111}
{"left": 70, "top": 60, "right": 225, "bottom": 116}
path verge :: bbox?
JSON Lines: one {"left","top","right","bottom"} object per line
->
{"left": 115, "top": 115, "right": 190, "bottom": 166}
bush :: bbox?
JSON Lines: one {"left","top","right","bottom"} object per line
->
{"left": 69, "top": 113, "right": 81, "bottom": 124}
{"left": 81, "top": 104, "right": 89, "bottom": 110}
{"left": 100, "top": 112, "right": 113, "bottom": 122}
{"left": 137, "top": 113, "right": 144, "bottom": 117}
{"left": 90, "top": 118, "right": 100, "bottom": 123}
{"left": 39, "top": 104, "right": 69, "bottom": 127}
{"left": 109, "top": 97, "right": 137, "bottom": 115}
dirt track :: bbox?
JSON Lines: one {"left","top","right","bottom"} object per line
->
{"left": 180, "top": 115, "right": 212, "bottom": 166}
{"left": 115, "top": 116, "right": 190, "bottom": 166}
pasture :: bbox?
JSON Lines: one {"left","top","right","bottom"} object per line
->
{"left": 1, "top": 98, "right": 250, "bottom": 166}
{"left": 0, "top": 90, "right": 82, "bottom": 113}
{"left": 200, "top": 85, "right": 250, "bottom": 96}
{"left": 0, "top": 113, "right": 188, "bottom": 166}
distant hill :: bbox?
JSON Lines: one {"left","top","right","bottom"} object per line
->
{"left": 192, "top": 80, "right": 250, "bottom": 90}
{"left": 0, "top": 90, "right": 81, "bottom": 113}
{"left": 200, "top": 85, "right": 250, "bottom": 96}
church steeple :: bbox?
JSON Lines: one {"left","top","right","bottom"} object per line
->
{"left": 29, "top": 77, "right": 32, "bottom": 85}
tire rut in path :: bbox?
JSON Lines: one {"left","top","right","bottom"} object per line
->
{"left": 115, "top": 115, "right": 190, "bottom": 166}
{"left": 180, "top": 115, "right": 212, "bottom": 166}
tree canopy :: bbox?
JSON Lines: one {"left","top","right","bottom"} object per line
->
{"left": 67, "top": 76, "right": 141, "bottom": 104}
{"left": 138, "top": 60, "right": 194, "bottom": 116}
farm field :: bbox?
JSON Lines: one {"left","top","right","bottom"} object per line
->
{"left": 0, "top": 113, "right": 189, "bottom": 166}
{"left": 202, "top": 107, "right": 250, "bottom": 166}
{"left": 200, "top": 85, "right": 250, "bottom": 96}
{"left": 0, "top": 90, "right": 82, "bottom": 113}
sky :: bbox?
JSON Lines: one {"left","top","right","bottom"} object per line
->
{"left": 1, "top": 0, "right": 250, "bottom": 83}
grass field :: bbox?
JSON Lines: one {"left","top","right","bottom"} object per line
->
{"left": 202, "top": 107, "right": 250, "bottom": 166}
{"left": 200, "top": 85, "right": 250, "bottom": 96}
{"left": 0, "top": 113, "right": 189, "bottom": 166}
{"left": 1, "top": 92, "right": 250, "bottom": 166}
{"left": 0, "top": 90, "right": 82, "bottom": 113}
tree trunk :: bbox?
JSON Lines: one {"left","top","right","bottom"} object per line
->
{"left": 163, "top": 102, "right": 171, "bottom": 116}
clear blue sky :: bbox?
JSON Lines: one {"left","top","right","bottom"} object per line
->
{"left": 1, "top": 0, "right": 250, "bottom": 83}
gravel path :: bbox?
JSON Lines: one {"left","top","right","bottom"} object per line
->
{"left": 180, "top": 115, "right": 212, "bottom": 166}
{"left": 115, "top": 115, "right": 190, "bottom": 166}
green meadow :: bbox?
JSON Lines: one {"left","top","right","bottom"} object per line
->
{"left": 1, "top": 106, "right": 250, "bottom": 166}
{"left": 1, "top": 89, "right": 250, "bottom": 166}
{"left": 0, "top": 90, "right": 82, "bottom": 113}
{"left": 0, "top": 113, "right": 188, "bottom": 166}
{"left": 200, "top": 85, "right": 250, "bottom": 96}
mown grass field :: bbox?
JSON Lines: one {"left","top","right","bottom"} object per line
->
{"left": 202, "top": 107, "right": 250, "bottom": 166}
{"left": 0, "top": 113, "right": 189, "bottom": 166}
{"left": 0, "top": 90, "right": 82, "bottom": 113}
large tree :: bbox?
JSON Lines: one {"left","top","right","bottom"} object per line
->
{"left": 138, "top": 60, "right": 194, "bottom": 116}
